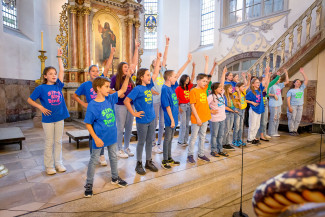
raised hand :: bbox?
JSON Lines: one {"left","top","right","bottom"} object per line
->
{"left": 247, "top": 72, "right": 251, "bottom": 79}
{"left": 57, "top": 48, "right": 63, "bottom": 56}
{"left": 276, "top": 71, "right": 281, "bottom": 76}
{"left": 223, "top": 66, "right": 227, "bottom": 74}
{"left": 135, "top": 39, "right": 140, "bottom": 48}
{"left": 111, "top": 45, "right": 116, "bottom": 55}
{"left": 192, "top": 62, "right": 196, "bottom": 68}
{"left": 165, "top": 35, "right": 170, "bottom": 45}
{"left": 213, "top": 58, "right": 218, "bottom": 66}
{"left": 204, "top": 55, "right": 209, "bottom": 62}
{"left": 241, "top": 72, "right": 246, "bottom": 78}
{"left": 187, "top": 53, "right": 192, "bottom": 62}
{"left": 299, "top": 68, "right": 305, "bottom": 74}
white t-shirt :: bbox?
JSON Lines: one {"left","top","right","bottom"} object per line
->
{"left": 208, "top": 93, "right": 226, "bottom": 122}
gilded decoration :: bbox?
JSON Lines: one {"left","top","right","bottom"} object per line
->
{"left": 55, "top": 3, "right": 69, "bottom": 68}
{"left": 92, "top": 8, "right": 123, "bottom": 68}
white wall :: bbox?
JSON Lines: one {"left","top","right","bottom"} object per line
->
{"left": 0, "top": 0, "right": 66, "bottom": 81}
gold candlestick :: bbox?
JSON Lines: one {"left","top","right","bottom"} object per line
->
{"left": 36, "top": 50, "right": 47, "bottom": 84}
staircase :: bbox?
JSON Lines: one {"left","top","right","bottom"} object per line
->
{"left": 246, "top": 0, "right": 325, "bottom": 76}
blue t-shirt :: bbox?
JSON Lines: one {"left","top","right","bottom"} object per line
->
{"left": 161, "top": 82, "right": 179, "bottom": 128}
{"left": 224, "top": 95, "right": 235, "bottom": 113}
{"left": 225, "top": 81, "right": 237, "bottom": 93}
{"left": 246, "top": 83, "right": 265, "bottom": 114}
{"left": 30, "top": 79, "right": 70, "bottom": 123}
{"left": 127, "top": 79, "right": 155, "bottom": 124}
{"left": 75, "top": 81, "right": 97, "bottom": 103}
{"left": 287, "top": 83, "right": 306, "bottom": 106}
{"left": 269, "top": 83, "right": 285, "bottom": 107}
{"left": 84, "top": 92, "right": 118, "bottom": 149}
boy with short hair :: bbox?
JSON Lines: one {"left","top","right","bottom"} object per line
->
{"left": 187, "top": 73, "right": 211, "bottom": 164}
{"left": 83, "top": 66, "right": 133, "bottom": 197}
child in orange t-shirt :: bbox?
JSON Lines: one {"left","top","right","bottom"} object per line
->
{"left": 187, "top": 73, "right": 211, "bottom": 164}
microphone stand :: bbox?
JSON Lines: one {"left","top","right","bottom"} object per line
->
{"left": 214, "top": 95, "right": 248, "bottom": 217}
{"left": 316, "top": 100, "right": 324, "bottom": 163}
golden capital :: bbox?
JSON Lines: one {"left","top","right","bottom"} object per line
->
{"left": 82, "top": 7, "right": 92, "bottom": 15}
{"left": 69, "top": 5, "right": 78, "bottom": 14}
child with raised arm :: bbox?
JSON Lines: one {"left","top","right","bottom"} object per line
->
{"left": 287, "top": 68, "right": 308, "bottom": 136}
{"left": 268, "top": 69, "right": 289, "bottom": 137}
{"left": 160, "top": 54, "right": 192, "bottom": 169}
{"left": 150, "top": 36, "right": 170, "bottom": 154}
{"left": 124, "top": 51, "right": 162, "bottom": 175}
{"left": 83, "top": 66, "right": 134, "bottom": 198}
{"left": 203, "top": 56, "right": 218, "bottom": 96}
{"left": 175, "top": 62, "right": 195, "bottom": 147}
{"left": 208, "top": 67, "right": 229, "bottom": 157}
{"left": 73, "top": 47, "right": 115, "bottom": 166}
{"left": 187, "top": 73, "right": 211, "bottom": 164}
{"left": 27, "top": 48, "right": 70, "bottom": 175}
{"left": 246, "top": 67, "right": 270, "bottom": 145}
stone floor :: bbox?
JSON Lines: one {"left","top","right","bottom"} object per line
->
{"left": 0, "top": 120, "right": 324, "bottom": 217}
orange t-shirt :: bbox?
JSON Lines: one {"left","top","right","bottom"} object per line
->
{"left": 190, "top": 86, "right": 211, "bottom": 124}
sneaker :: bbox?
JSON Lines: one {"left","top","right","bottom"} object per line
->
{"left": 240, "top": 140, "right": 247, "bottom": 146}
{"left": 205, "top": 139, "right": 209, "bottom": 143}
{"left": 289, "top": 132, "right": 296, "bottom": 136}
{"left": 294, "top": 131, "right": 300, "bottom": 136}
{"left": 145, "top": 160, "right": 158, "bottom": 172}
{"left": 125, "top": 148, "right": 134, "bottom": 157}
{"left": 260, "top": 138, "right": 269, "bottom": 142}
{"left": 168, "top": 157, "right": 180, "bottom": 165}
{"left": 218, "top": 152, "right": 229, "bottom": 157}
{"left": 100, "top": 155, "right": 108, "bottom": 166}
{"left": 198, "top": 155, "right": 210, "bottom": 162}
{"left": 253, "top": 139, "right": 261, "bottom": 145}
{"left": 161, "top": 160, "right": 172, "bottom": 169}
{"left": 111, "top": 177, "right": 128, "bottom": 187}
{"left": 153, "top": 144, "right": 163, "bottom": 154}
{"left": 84, "top": 183, "right": 93, "bottom": 198}
{"left": 247, "top": 140, "right": 253, "bottom": 144}
{"left": 135, "top": 161, "right": 146, "bottom": 175}
{"left": 178, "top": 142, "right": 187, "bottom": 147}
{"left": 271, "top": 134, "right": 280, "bottom": 137}
{"left": 265, "top": 134, "right": 271, "bottom": 139}
{"left": 224, "top": 144, "right": 235, "bottom": 150}
{"left": 46, "top": 168, "right": 56, "bottom": 175}
{"left": 118, "top": 150, "right": 128, "bottom": 158}
{"left": 187, "top": 155, "right": 196, "bottom": 164}
{"left": 55, "top": 165, "right": 66, "bottom": 173}
{"left": 232, "top": 141, "right": 240, "bottom": 147}
{"left": 210, "top": 151, "right": 220, "bottom": 157}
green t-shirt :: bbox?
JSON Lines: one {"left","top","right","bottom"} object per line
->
{"left": 207, "top": 81, "right": 212, "bottom": 96}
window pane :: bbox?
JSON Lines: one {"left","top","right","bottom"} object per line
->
{"left": 229, "top": 12, "right": 237, "bottom": 24}
{"left": 201, "top": 0, "right": 215, "bottom": 45}
{"left": 236, "top": 9, "right": 243, "bottom": 22}
{"left": 274, "top": 0, "right": 283, "bottom": 12}
{"left": 229, "top": 0, "right": 236, "bottom": 12}
{"left": 2, "top": 0, "right": 17, "bottom": 29}
{"left": 233, "top": 63, "right": 240, "bottom": 71}
{"left": 236, "top": 0, "right": 243, "bottom": 10}
{"left": 144, "top": 0, "right": 158, "bottom": 49}
{"left": 264, "top": 0, "right": 273, "bottom": 15}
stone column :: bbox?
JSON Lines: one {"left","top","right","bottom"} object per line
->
{"left": 126, "top": 17, "right": 134, "bottom": 63}
{"left": 83, "top": 7, "right": 91, "bottom": 68}
{"left": 70, "top": 5, "right": 78, "bottom": 69}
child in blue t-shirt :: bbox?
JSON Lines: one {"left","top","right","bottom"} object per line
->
{"left": 27, "top": 48, "right": 70, "bottom": 175}
{"left": 160, "top": 59, "right": 192, "bottom": 169}
{"left": 246, "top": 67, "right": 270, "bottom": 144}
{"left": 73, "top": 48, "right": 115, "bottom": 166}
{"left": 83, "top": 66, "right": 133, "bottom": 198}
{"left": 286, "top": 68, "right": 308, "bottom": 136}
{"left": 124, "top": 52, "right": 162, "bottom": 175}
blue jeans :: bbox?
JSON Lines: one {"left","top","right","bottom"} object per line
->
{"left": 163, "top": 126, "right": 175, "bottom": 160}
{"left": 257, "top": 101, "right": 269, "bottom": 137}
{"left": 153, "top": 103, "right": 164, "bottom": 145}
{"left": 268, "top": 106, "right": 281, "bottom": 136}
{"left": 188, "top": 121, "right": 208, "bottom": 157}
{"left": 136, "top": 120, "right": 155, "bottom": 161}
{"left": 287, "top": 105, "right": 303, "bottom": 132}
{"left": 210, "top": 120, "right": 225, "bottom": 153}
{"left": 223, "top": 112, "right": 234, "bottom": 145}
{"left": 178, "top": 103, "right": 191, "bottom": 144}
{"left": 233, "top": 108, "right": 245, "bottom": 141}
{"left": 86, "top": 143, "right": 118, "bottom": 185}
{"left": 115, "top": 104, "right": 134, "bottom": 151}
{"left": 89, "top": 135, "right": 104, "bottom": 155}
{"left": 42, "top": 120, "right": 64, "bottom": 168}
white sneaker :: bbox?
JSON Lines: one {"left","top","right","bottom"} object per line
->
{"left": 265, "top": 134, "right": 271, "bottom": 139}
{"left": 118, "top": 150, "right": 128, "bottom": 158}
{"left": 100, "top": 155, "right": 108, "bottom": 166}
{"left": 125, "top": 148, "right": 134, "bottom": 157}
{"left": 153, "top": 144, "right": 163, "bottom": 154}
{"left": 46, "top": 168, "right": 56, "bottom": 175}
{"left": 271, "top": 134, "right": 280, "bottom": 137}
{"left": 55, "top": 165, "right": 67, "bottom": 173}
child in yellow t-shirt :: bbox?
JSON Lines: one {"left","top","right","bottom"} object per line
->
{"left": 187, "top": 73, "right": 211, "bottom": 164}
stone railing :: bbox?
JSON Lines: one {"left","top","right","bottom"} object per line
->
{"left": 247, "top": 0, "right": 324, "bottom": 76}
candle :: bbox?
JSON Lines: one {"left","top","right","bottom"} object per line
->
{"left": 91, "top": 60, "right": 93, "bottom": 65}
{"left": 135, "top": 65, "right": 138, "bottom": 73}
{"left": 102, "top": 67, "right": 104, "bottom": 72}
{"left": 41, "top": 31, "right": 44, "bottom": 50}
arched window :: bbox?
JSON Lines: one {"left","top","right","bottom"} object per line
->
{"left": 201, "top": 0, "right": 215, "bottom": 46}
{"left": 2, "top": 0, "right": 17, "bottom": 29}
{"left": 143, "top": 0, "right": 158, "bottom": 49}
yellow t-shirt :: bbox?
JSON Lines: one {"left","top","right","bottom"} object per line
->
{"left": 234, "top": 90, "right": 247, "bottom": 110}
{"left": 190, "top": 86, "right": 211, "bottom": 124}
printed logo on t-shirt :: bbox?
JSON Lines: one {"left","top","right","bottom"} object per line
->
{"left": 208, "top": 89, "right": 212, "bottom": 95}
{"left": 48, "top": 91, "right": 62, "bottom": 105}
{"left": 241, "top": 96, "right": 245, "bottom": 104}
{"left": 199, "top": 93, "right": 207, "bottom": 103}
{"left": 90, "top": 88, "right": 97, "bottom": 99}
{"left": 217, "top": 97, "right": 224, "bottom": 107}
{"left": 172, "top": 93, "right": 178, "bottom": 106}
{"left": 101, "top": 108, "right": 115, "bottom": 127}
{"left": 295, "top": 92, "right": 303, "bottom": 99}
{"left": 144, "top": 90, "right": 153, "bottom": 104}
{"left": 256, "top": 94, "right": 261, "bottom": 103}
{"left": 156, "top": 77, "right": 164, "bottom": 85}
{"left": 276, "top": 88, "right": 281, "bottom": 96}
{"left": 184, "top": 90, "right": 190, "bottom": 99}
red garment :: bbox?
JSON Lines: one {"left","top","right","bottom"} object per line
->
{"left": 175, "top": 82, "right": 193, "bottom": 104}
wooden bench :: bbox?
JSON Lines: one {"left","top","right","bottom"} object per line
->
{"left": 0, "top": 127, "right": 25, "bottom": 150}
{"left": 66, "top": 130, "right": 89, "bottom": 149}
